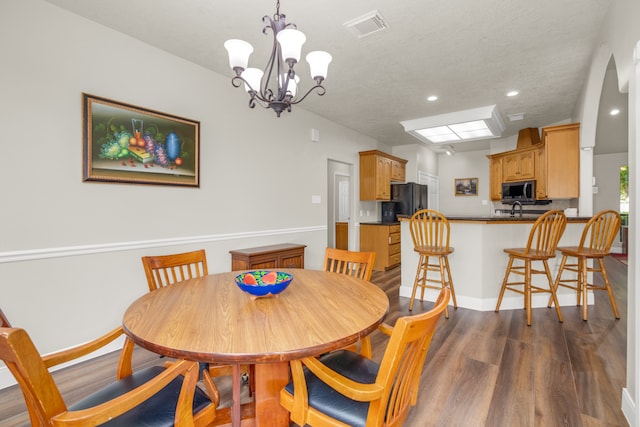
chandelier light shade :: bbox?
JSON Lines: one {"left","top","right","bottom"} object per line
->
{"left": 224, "top": 0, "right": 332, "bottom": 117}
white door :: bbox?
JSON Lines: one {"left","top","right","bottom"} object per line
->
{"left": 419, "top": 171, "right": 439, "bottom": 211}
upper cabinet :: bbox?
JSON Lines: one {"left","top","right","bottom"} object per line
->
{"left": 502, "top": 150, "right": 536, "bottom": 181}
{"left": 487, "top": 123, "right": 580, "bottom": 201}
{"left": 539, "top": 123, "right": 580, "bottom": 199}
{"left": 359, "top": 150, "right": 407, "bottom": 201}
{"left": 489, "top": 157, "right": 503, "bottom": 200}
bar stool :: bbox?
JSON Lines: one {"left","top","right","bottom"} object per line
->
{"left": 495, "top": 210, "right": 567, "bottom": 326}
{"left": 551, "top": 210, "right": 621, "bottom": 320}
{"left": 408, "top": 209, "right": 457, "bottom": 317}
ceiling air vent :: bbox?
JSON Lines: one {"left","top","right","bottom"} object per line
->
{"left": 344, "top": 10, "right": 389, "bottom": 38}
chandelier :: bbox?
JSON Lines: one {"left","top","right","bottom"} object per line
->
{"left": 224, "top": 0, "right": 332, "bottom": 117}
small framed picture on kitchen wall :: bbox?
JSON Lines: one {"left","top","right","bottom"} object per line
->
{"left": 454, "top": 177, "right": 478, "bottom": 196}
{"left": 82, "top": 93, "right": 200, "bottom": 187}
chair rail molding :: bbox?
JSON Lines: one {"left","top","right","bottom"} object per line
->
{"left": 0, "top": 225, "right": 326, "bottom": 264}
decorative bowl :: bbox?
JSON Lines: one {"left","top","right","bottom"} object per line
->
{"left": 234, "top": 271, "right": 293, "bottom": 298}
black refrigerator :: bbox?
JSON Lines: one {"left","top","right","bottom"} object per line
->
{"left": 391, "top": 183, "right": 428, "bottom": 216}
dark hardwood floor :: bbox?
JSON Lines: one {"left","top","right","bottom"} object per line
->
{"left": 0, "top": 257, "right": 628, "bottom": 426}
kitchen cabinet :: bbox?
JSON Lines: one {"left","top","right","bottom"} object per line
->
{"left": 229, "top": 243, "right": 306, "bottom": 270}
{"left": 489, "top": 157, "right": 503, "bottom": 201}
{"left": 487, "top": 123, "right": 580, "bottom": 201}
{"left": 360, "top": 223, "right": 401, "bottom": 271}
{"left": 359, "top": 150, "right": 407, "bottom": 201}
{"left": 535, "top": 147, "right": 547, "bottom": 199}
{"left": 502, "top": 150, "right": 535, "bottom": 182}
{"left": 391, "top": 159, "right": 406, "bottom": 181}
{"left": 539, "top": 123, "right": 580, "bottom": 199}
{"left": 335, "top": 222, "right": 348, "bottom": 250}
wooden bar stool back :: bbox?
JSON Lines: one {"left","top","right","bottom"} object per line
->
{"left": 551, "top": 210, "right": 621, "bottom": 320}
{"left": 408, "top": 209, "right": 457, "bottom": 317}
{"left": 495, "top": 210, "right": 567, "bottom": 325}
{"left": 323, "top": 247, "right": 376, "bottom": 281}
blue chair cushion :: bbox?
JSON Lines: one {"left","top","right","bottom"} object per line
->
{"left": 284, "top": 350, "right": 380, "bottom": 427}
{"left": 68, "top": 365, "right": 211, "bottom": 427}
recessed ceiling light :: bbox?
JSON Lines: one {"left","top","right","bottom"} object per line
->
{"left": 427, "top": 95, "right": 438, "bottom": 102}
{"left": 610, "top": 108, "right": 620, "bottom": 116}
{"left": 506, "top": 90, "right": 519, "bottom": 97}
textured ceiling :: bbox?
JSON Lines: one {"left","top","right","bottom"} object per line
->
{"left": 44, "top": 0, "right": 624, "bottom": 153}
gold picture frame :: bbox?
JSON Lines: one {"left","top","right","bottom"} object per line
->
{"left": 83, "top": 93, "right": 200, "bottom": 187}
{"left": 454, "top": 177, "right": 478, "bottom": 196}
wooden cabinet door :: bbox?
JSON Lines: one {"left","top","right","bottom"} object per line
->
{"left": 375, "top": 156, "right": 392, "bottom": 200}
{"left": 543, "top": 123, "right": 580, "bottom": 199}
{"left": 489, "top": 157, "right": 503, "bottom": 200}
{"left": 502, "top": 154, "right": 520, "bottom": 181}
{"left": 503, "top": 151, "right": 535, "bottom": 181}
{"left": 518, "top": 151, "right": 535, "bottom": 179}
{"left": 390, "top": 159, "right": 406, "bottom": 182}
{"left": 335, "top": 222, "right": 348, "bottom": 250}
{"left": 535, "top": 147, "right": 547, "bottom": 199}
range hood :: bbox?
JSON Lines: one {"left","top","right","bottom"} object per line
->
{"left": 516, "top": 127, "right": 541, "bottom": 149}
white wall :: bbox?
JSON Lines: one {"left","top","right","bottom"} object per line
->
{"left": 0, "top": 0, "right": 380, "bottom": 378}
{"left": 573, "top": 0, "right": 640, "bottom": 424}
{"left": 593, "top": 153, "right": 628, "bottom": 252}
{"left": 594, "top": 153, "right": 628, "bottom": 213}
{"left": 392, "top": 143, "right": 438, "bottom": 183}
{"left": 437, "top": 150, "right": 493, "bottom": 216}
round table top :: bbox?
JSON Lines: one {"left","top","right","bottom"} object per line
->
{"left": 122, "top": 269, "right": 389, "bottom": 364}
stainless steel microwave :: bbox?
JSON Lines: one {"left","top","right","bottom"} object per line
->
{"left": 502, "top": 180, "right": 536, "bottom": 204}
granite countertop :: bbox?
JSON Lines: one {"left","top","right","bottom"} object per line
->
{"left": 360, "top": 221, "right": 400, "bottom": 225}
{"left": 396, "top": 215, "right": 589, "bottom": 223}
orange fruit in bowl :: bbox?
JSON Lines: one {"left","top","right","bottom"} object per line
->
{"left": 262, "top": 271, "right": 278, "bottom": 284}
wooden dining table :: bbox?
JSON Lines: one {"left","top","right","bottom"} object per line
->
{"left": 122, "top": 268, "right": 390, "bottom": 427}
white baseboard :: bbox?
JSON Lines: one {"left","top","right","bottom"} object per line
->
{"left": 398, "top": 286, "right": 593, "bottom": 311}
{"left": 0, "top": 336, "right": 125, "bottom": 391}
{"left": 622, "top": 387, "right": 637, "bottom": 427}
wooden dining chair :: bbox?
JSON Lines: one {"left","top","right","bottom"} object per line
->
{"left": 551, "top": 210, "right": 621, "bottom": 320}
{"left": 142, "top": 249, "right": 209, "bottom": 292}
{"left": 280, "top": 288, "right": 450, "bottom": 427}
{"left": 0, "top": 325, "right": 217, "bottom": 426}
{"left": 323, "top": 247, "right": 376, "bottom": 355}
{"left": 495, "top": 210, "right": 567, "bottom": 326}
{"left": 141, "top": 249, "right": 254, "bottom": 395}
{"left": 408, "top": 209, "right": 457, "bottom": 317}
{"left": 323, "top": 247, "right": 376, "bottom": 281}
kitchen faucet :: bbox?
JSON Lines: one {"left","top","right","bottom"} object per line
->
{"left": 510, "top": 201, "right": 523, "bottom": 217}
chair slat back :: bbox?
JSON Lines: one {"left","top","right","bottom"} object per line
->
{"left": 323, "top": 248, "right": 376, "bottom": 281}
{"left": 142, "top": 250, "right": 208, "bottom": 291}
{"left": 0, "top": 327, "right": 67, "bottom": 426}
{"left": 371, "top": 289, "right": 450, "bottom": 425}
{"left": 580, "top": 210, "right": 621, "bottom": 253}
{"left": 409, "top": 210, "right": 450, "bottom": 251}
{"left": 525, "top": 210, "right": 567, "bottom": 255}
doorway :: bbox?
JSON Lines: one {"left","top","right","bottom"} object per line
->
{"left": 327, "top": 160, "right": 353, "bottom": 249}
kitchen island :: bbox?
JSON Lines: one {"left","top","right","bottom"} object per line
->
{"left": 399, "top": 215, "right": 590, "bottom": 311}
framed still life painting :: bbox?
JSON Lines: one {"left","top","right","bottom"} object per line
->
{"left": 83, "top": 93, "right": 200, "bottom": 187}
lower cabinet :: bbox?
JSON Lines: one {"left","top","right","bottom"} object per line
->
{"left": 360, "top": 223, "right": 401, "bottom": 272}
{"left": 229, "top": 243, "right": 306, "bottom": 271}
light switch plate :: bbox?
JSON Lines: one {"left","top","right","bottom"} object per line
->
{"left": 311, "top": 195, "right": 321, "bottom": 204}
